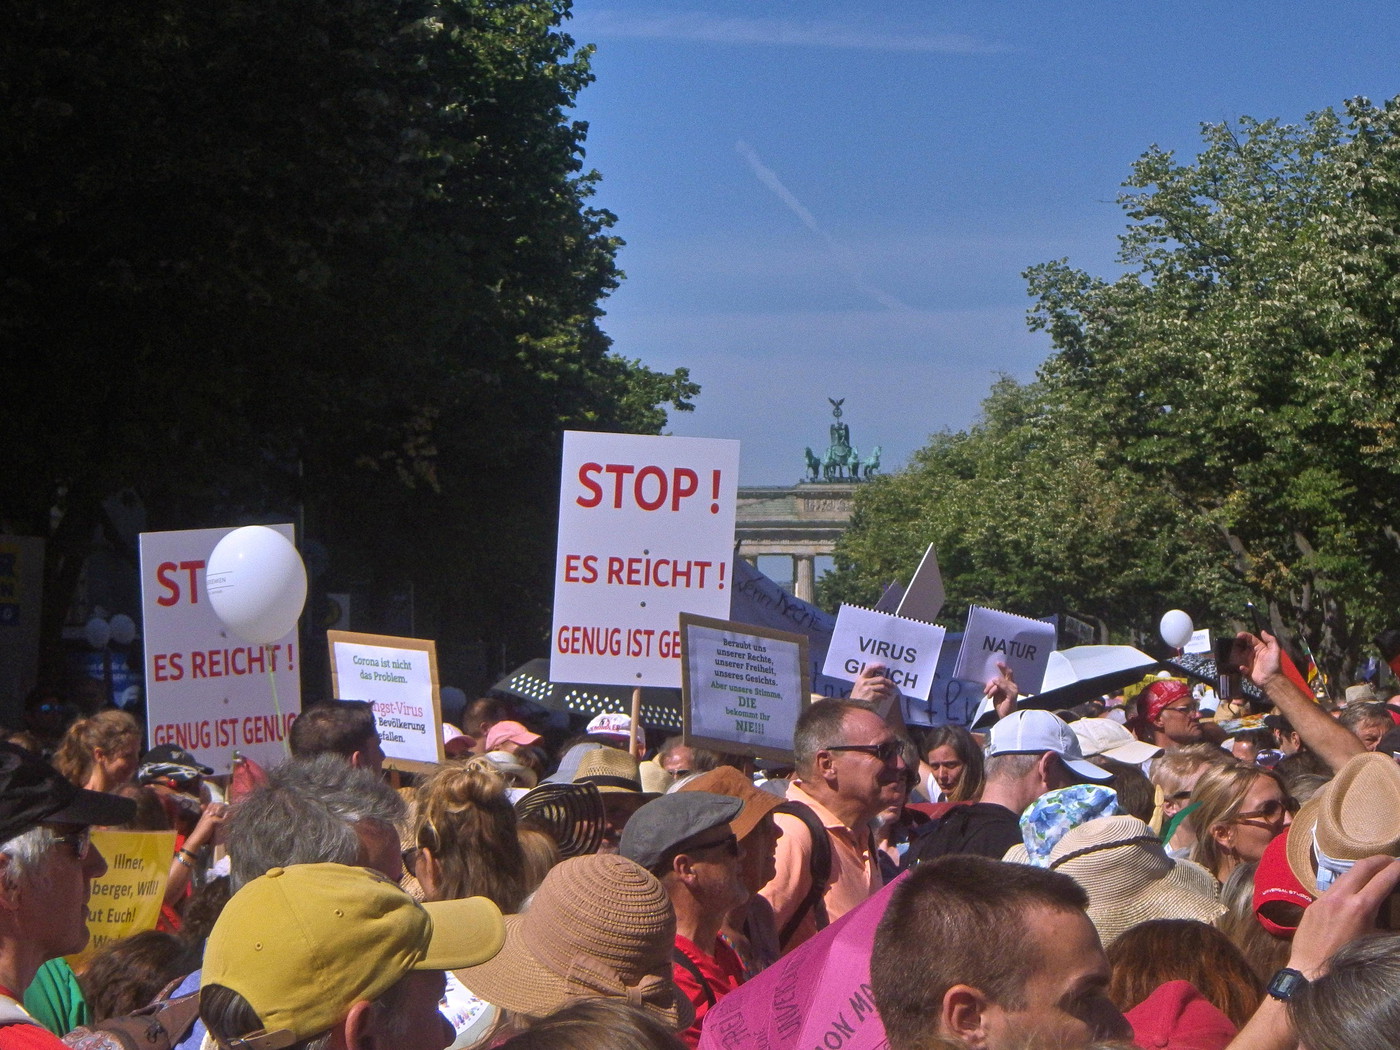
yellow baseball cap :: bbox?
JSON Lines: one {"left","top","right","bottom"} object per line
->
{"left": 202, "top": 863, "right": 505, "bottom": 1047}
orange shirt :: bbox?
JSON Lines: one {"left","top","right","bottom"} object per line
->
{"left": 758, "top": 781, "right": 881, "bottom": 952}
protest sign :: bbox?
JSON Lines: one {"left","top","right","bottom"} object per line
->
{"left": 953, "top": 605, "right": 1057, "bottom": 694}
{"left": 822, "top": 605, "right": 945, "bottom": 714}
{"left": 72, "top": 830, "right": 175, "bottom": 966}
{"left": 679, "top": 614, "right": 809, "bottom": 762}
{"left": 328, "top": 631, "right": 443, "bottom": 771}
{"left": 899, "top": 632, "right": 995, "bottom": 728}
{"left": 1185, "top": 628, "right": 1212, "bottom": 655}
{"left": 896, "top": 544, "right": 946, "bottom": 624}
{"left": 140, "top": 525, "right": 301, "bottom": 771}
{"left": 552, "top": 431, "right": 740, "bottom": 688}
{"left": 728, "top": 559, "right": 851, "bottom": 698}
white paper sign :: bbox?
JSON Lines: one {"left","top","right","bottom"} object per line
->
{"left": 552, "top": 431, "right": 740, "bottom": 688}
{"left": 1185, "top": 628, "right": 1212, "bottom": 655}
{"left": 328, "top": 632, "right": 442, "bottom": 767}
{"left": 822, "top": 604, "right": 945, "bottom": 703}
{"left": 897, "top": 545, "right": 946, "bottom": 623}
{"left": 680, "top": 615, "right": 807, "bottom": 762}
{"left": 139, "top": 525, "right": 301, "bottom": 771}
{"left": 953, "top": 605, "right": 1057, "bottom": 694}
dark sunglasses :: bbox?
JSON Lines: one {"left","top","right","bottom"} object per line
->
{"left": 1234, "top": 797, "right": 1297, "bottom": 823}
{"left": 824, "top": 741, "right": 907, "bottom": 765}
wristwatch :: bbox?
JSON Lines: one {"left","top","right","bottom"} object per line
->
{"left": 1266, "top": 967, "right": 1309, "bottom": 1002}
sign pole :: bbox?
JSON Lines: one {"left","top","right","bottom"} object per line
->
{"left": 630, "top": 687, "right": 643, "bottom": 757}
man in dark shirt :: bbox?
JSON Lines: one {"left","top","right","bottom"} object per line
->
{"left": 904, "top": 710, "right": 1110, "bottom": 866}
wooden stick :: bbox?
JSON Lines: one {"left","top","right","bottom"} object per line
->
{"left": 631, "top": 687, "right": 643, "bottom": 758}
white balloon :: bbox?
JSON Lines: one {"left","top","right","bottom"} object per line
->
{"left": 84, "top": 616, "right": 111, "bottom": 649}
{"left": 1159, "top": 609, "right": 1195, "bottom": 649}
{"left": 206, "top": 526, "right": 308, "bottom": 646}
{"left": 109, "top": 613, "right": 137, "bottom": 646}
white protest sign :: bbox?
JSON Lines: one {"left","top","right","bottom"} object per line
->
{"left": 1185, "top": 628, "right": 1212, "bottom": 655}
{"left": 680, "top": 614, "right": 809, "bottom": 762}
{"left": 328, "top": 631, "right": 443, "bottom": 770}
{"left": 953, "top": 605, "right": 1057, "bottom": 694}
{"left": 552, "top": 431, "right": 740, "bottom": 688}
{"left": 822, "top": 604, "right": 945, "bottom": 706}
{"left": 896, "top": 544, "right": 946, "bottom": 623}
{"left": 140, "top": 525, "right": 301, "bottom": 771}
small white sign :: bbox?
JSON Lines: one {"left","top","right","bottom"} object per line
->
{"left": 552, "top": 431, "right": 740, "bottom": 688}
{"left": 139, "top": 525, "right": 301, "bottom": 771}
{"left": 1185, "top": 628, "right": 1212, "bottom": 655}
{"left": 822, "top": 604, "right": 945, "bottom": 703}
{"left": 680, "top": 615, "right": 808, "bottom": 762}
{"left": 953, "top": 605, "right": 1057, "bottom": 694}
{"left": 328, "top": 631, "right": 443, "bottom": 769}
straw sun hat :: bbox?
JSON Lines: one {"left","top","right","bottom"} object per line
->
{"left": 1286, "top": 751, "right": 1400, "bottom": 897}
{"left": 452, "top": 853, "right": 693, "bottom": 1031}
{"left": 1046, "top": 815, "right": 1224, "bottom": 946}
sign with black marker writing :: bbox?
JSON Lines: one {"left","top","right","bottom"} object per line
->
{"left": 680, "top": 614, "right": 809, "bottom": 762}
{"left": 952, "top": 605, "right": 1057, "bottom": 694}
{"left": 822, "top": 604, "right": 945, "bottom": 704}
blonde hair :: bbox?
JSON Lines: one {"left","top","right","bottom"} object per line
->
{"left": 413, "top": 762, "right": 526, "bottom": 911}
{"left": 54, "top": 710, "right": 141, "bottom": 786}
{"left": 1187, "top": 763, "right": 1288, "bottom": 879}
{"left": 1148, "top": 742, "right": 1234, "bottom": 798}
{"left": 518, "top": 826, "right": 561, "bottom": 897}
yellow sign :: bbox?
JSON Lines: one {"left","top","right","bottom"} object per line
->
{"left": 69, "top": 830, "right": 175, "bottom": 966}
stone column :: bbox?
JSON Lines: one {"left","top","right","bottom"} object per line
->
{"left": 793, "top": 554, "right": 816, "bottom": 602}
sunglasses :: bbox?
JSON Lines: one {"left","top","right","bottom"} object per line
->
{"left": 823, "top": 741, "right": 908, "bottom": 765}
{"left": 1234, "top": 797, "right": 1297, "bottom": 824}
{"left": 1161, "top": 703, "right": 1201, "bottom": 716}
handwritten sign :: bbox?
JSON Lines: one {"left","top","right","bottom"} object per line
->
{"left": 328, "top": 631, "right": 443, "bottom": 771}
{"left": 140, "top": 526, "right": 301, "bottom": 770}
{"left": 823, "top": 604, "right": 945, "bottom": 708}
{"left": 552, "top": 431, "right": 740, "bottom": 687}
{"left": 71, "top": 830, "right": 175, "bottom": 966}
{"left": 728, "top": 560, "right": 850, "bottom": 698}
{"left": 680, "top": 614, "right": 809, "bottom": 762}
{"left": 953, "top": 605, "right": 1057, "bottom": 694}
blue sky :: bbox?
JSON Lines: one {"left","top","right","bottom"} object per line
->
{"left": 566, "top": 1, "right": 1400, "bottom": 485}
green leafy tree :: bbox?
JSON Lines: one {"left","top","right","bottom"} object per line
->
{"left": 1, "top": 0, "right": 695, "bottom": 682}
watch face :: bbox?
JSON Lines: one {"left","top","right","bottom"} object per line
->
{"left": 1268, "top": 968, "right": 1308, "bottom": 1001}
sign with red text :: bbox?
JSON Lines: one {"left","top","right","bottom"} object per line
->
{"left": 952, "top": 604, "right": 1057, "bottom": 694}
{"left": 327, "top": 631, "right": 443, "bottom": 771}
{"left": 553, "top": 431, "right": 740, "bottom": 688}
{"left": 139, "top": 525, "right": 301, "bottom": 771}
{"left": 822, "top": 604, "right": 945, "bottom": 708}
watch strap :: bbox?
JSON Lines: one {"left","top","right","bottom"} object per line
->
{"left": 1266, "top": 966, "right": 1308, "bottom": 1002}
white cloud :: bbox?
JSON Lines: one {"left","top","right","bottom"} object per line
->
{"left": 579, "top": 11, "right": 1005, "bottom": 55}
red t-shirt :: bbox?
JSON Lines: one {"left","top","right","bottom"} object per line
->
{"left": 672, "top": 935, "right": 744, "bottom": 1049}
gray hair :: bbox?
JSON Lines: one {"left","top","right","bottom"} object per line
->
{"left": 792, "top": 698, "right": 877, "bottom": 776}
{"left": 200, "top": 978, "right": 418, "bottom": 1050}
{"left": 1289, "top": 932, "right": 1400, "bottom": 1050}
{"left": 983, "top": 752, "right": 1041, "bottom": 783}
{"left": 0, "top": 826, "right": 58, "bottom": 890}
{"left": 227, "top": 756, "right": 406, "bottom": 891}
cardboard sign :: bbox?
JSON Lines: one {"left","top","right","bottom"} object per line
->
{"left": 328, "top": 631, "right": 443, "bottom": 771}
{"left": 552, "top": 431, "right": 740, "bottom": 688}
{"left": 140, "top": 526, "right": 301, "bottom": 771}
{"left": 896, "top": 544, "right": 946, "bottom": 623}
{"left": 822, "top": 604, "right": 945, "bottom": 708}
{"left": 953, "top": 605, "right": 1057, "bottom": 694}
{"left": 680, "top": 614, "right": 809, "bottom": 762}
{"left": 72, "top": 830, "right": 175, "bottom": 966}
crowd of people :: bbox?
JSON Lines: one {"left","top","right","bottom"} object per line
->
{"left": 2, "top": 626, "right": 1400, "bottom": 1050}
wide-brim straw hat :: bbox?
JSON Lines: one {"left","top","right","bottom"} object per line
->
{"left": 453, "top": 853, "right": 693, "bottom": 1030}
{"left": 1047, "top": 815, "right": 1224, "bottom": 946}
{"left": 1287, "top": 751, "right": 1400, "bottom": 897}
{"left": 572, "top": 747, "right": 656, "bottom": 796}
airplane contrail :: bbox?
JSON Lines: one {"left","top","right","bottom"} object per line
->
{"left": 735, "top": 139, "right": 911, "bottom": 312}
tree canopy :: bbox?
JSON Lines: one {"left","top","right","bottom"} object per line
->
{"left": 823, "top": 98, "right": 1400, "bottom": 686}
{"left": 1, "top": 0, "right": 696, "bottom": 684}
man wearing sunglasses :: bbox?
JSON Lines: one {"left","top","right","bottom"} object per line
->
{"left": 621, "top": 792, "right": 750, "bottom": 1048}
{"left": 0, "top": 742, "right": 135, "bottom": 1049}
{"left": 761, "top": 698, "right": 912, "bottom": 952}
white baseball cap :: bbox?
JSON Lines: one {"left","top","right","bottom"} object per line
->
{"left": 586, "top": 711, "right": 633, "bottom": 741}
{"left": 1071, "top": 717, "right": 1163, "bottom": 767}
{"left": 988, "top": 710, "right": 1112, "bottom": 782}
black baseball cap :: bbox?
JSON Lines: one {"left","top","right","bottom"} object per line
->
{"left": 0, "top": 743, "right": 136, "bottom": 842}
{"left": 139, "top": 743, "right": 214, "bottom": 783}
